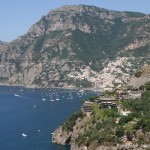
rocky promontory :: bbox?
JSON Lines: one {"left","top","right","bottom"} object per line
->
{"left": 52, "top": 92, "right": 150, "bottom": 150}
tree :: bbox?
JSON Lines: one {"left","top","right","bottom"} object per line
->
{"left": 115, "top": 127, "right": 124, "bottom": 138}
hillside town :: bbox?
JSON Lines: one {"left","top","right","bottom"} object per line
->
{"left": 81, "top": 87, "right": 142, "bottom": 116}
{"left": 67, "top": 57, "right": 136, "bottom": 90}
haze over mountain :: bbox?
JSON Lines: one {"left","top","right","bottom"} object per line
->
{"left": 0, "top": 5, "right": 149, "bottom": 88}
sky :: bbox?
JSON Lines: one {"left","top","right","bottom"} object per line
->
{"left": 0, "top": 0, "right": 149, "bottom": 42}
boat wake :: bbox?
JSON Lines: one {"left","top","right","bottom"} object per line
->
{"left": 14, "top": 94, "right": 30, "bottom": 100}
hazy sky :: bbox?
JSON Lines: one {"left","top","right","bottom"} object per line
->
{"left": 0, "top": 0, "right": 149, "bottom": 42}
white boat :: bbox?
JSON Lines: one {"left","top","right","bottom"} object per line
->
{"left": 56, "top": 95, "right": 60, "bottom": 101}
{"left": 14, "top": 94, "right": 20, "bottom": 97}
{"left": 42, "top": 94, "right": 46, "bottom": 101}
{"left": 22, "top": 133, "right": 27, "bottom": 137}
{"left": 70, "top": 97, "right": 73, "bottom": 99}
{"left": 50, "top": 94, "right": 54, "bottom": 102}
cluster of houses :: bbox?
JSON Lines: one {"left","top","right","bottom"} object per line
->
{"left": 81, "top": 99, "right": 118, "bottom": 113}
{"left": 81, "top": 87, "right": 142, "bottom": 116}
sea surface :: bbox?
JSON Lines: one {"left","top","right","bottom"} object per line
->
{"left": 0, "top": 86, "right": 96, "bottom": 150}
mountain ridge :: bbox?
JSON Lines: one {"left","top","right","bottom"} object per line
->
{"left": 0, "top": 5, "right": 149, "bottom": 88}
{"left": 0, "top": 40, "right": 7, "bottom": 46}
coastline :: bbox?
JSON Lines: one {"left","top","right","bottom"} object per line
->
{"left": 0, "top": 83, "right": 101, "bottom": 92}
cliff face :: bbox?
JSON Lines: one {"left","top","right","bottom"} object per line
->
{"left": 52, "top": 126, "right": 72, "bottom": 145}
{"left": 52, "top": 114, "right": 150, "bottom": 150}
{"left": 128, "top": 65, "right": 150, "bottom": 87}
{"left": 52, "top": 116, "right": 90, "bottom": 150}
{"left": 0, "top": 5, "right": 150, "bottom": 88}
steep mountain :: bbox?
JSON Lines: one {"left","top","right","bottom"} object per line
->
{"left": 0, "top": 40, "right": 7, "bottom": 48}
{"left": 0, "top": 5, "right": 149, "bottom": 88}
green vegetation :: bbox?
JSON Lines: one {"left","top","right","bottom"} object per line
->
{"left": 89, "top": 96, "right": 98, "bottom": 102}
{"left": 122, "top": 90, "right": 150, "bottom": 139}
{"left": 33, "top": 35, "right": 45, "bottom": 53}
{"left": 69, "top": 78, "right": 92, "bottom": 88}
{"left": 61, "top": 48, "right": 68, "bottom": 59}
{"left": 103, "top": 90, "right": 116, "bottom": 97}
{"left": 124, "top": 11, "right": 146, "bottom": 18}
{"left": 62, "top": 111, "right": 84, "bottom": 132}
{"left": 140, "top": 81, "right": 150, "bottom": 91}
{"left": 0, "top": 77, "right": 9, "bottom": 81}
{"left": 75, "top": 79, "right": 92, "bottom": 88}
{"left": 134, "top": 70, "right": 142, "bottom": 77}
{"left": 76, "top": 103, "right": 119, "bottom": 147}
{"left": 61, "top": 88, "right": 150, "bottom": 148}
{"left": 15, "top": 61, "right": 22, "bottom": 72}
{"left": 132, "top": 46, "right": 150, "bottom": 57}
{"left": 69, "top": 13, "right": 149, "bottom": 72}
{"left": 71, "top": 29, "right": 112, "bottom": 71}
{"left": 122, "top": 91, "right": 150, "bottom": 117}
{"left": 33, "top": 77, "right": 42, "bottom": 85}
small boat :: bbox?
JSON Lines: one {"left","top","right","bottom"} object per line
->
{"left": 56, "top": 95, "right": 60, "bottom": 101}
{"left": 42, "top": 94, "right": 46, "bottom": 101}
{"left": 50, "top": 94, "right": 54, "bottom": 102}
{"left": 33, "top": 105, "right": 37, "bottom": 108}
{"left": 22, "top": 133, "right": 27, "bottom": 137}
{"left": 14, "top": 94, "right": 20, "bottom": 97}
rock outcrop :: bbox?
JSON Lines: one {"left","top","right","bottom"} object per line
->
{"left": 128, "top": 65, "right": 150, "bottom": 87}
{"left": 52, "top": 126, "right": 72, "bottom": 145}
{"left": 52, "top": 115, "right": 150, "bottom": 150}
{"left": 52, "top": 110, "right": 150, "bottom": 150}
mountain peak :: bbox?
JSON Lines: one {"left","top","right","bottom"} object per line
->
{"left": 0, "top": 5, "right": 149, "bottom": 88}
{"left": 48, "top": 5, "right": 146, "bottom": 18}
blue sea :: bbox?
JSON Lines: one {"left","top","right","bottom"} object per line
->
{"left": 0, "top": 86, "right": 96, "bottom": 150}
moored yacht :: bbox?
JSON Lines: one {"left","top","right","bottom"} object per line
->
{"left": 42, "top": 94, "right": 46, "bottom": 101}
{"left": 22, "top": 133, "right": 27, "bottom": 137}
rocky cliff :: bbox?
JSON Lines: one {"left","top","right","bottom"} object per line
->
{"left": 52, "top": 113, "right": 150, "bottom": 150}
{"left": 0, "top": 5, "right": 150, "bottom": 88}
{"left": 52, "top": 96, "right": 150, "bottom": 150}
{"left": 129, "top": 65, "right": 150, "bottom": 87}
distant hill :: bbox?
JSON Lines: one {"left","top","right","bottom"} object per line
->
{"left": 0, "top": 5, "right": 149, "bottom": 88}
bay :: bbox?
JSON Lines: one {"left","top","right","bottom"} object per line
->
{"left": 0, "top": 86, "right": 95, "bottom": 150}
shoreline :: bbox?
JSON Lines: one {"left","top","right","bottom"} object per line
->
{"left": 0, "top": 83, "right": 102, "bottom": 92}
